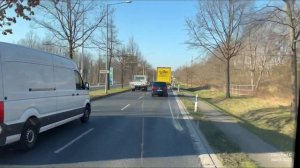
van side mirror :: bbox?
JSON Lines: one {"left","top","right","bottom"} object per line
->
{"left": 85, "top": 82, "right": 90, "bottom": 90}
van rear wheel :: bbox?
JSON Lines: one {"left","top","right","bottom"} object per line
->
{"left": 19, "top": 119, "right": 39, "bottom": 150}
{"left": 81, "top": 106, "right": 90, "bottom": 123}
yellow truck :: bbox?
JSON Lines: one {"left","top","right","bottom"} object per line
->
{"left": 156, "top": 67, "right": 172, "bottom": 85}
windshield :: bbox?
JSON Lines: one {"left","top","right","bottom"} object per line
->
{"left": 0, "top": 0, "right": 298, "bottom": 168}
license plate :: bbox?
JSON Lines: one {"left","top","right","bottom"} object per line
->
{"left": 157, "top": 90, "right": 162, "bottom": 92}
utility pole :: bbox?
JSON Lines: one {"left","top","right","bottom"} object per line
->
{"left": 81, "top": 3, "right": 85, "bottom": 78}
{"left": 191, "top": 56, "right": 193, "bottom": 87}
{"left": 105, "top": 1, "right": 132, "bottom": 94}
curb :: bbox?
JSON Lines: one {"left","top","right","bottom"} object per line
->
{"left": 173, "top": 91, "right": 223, "bottom": 168}
{"left": 90, "top": 89, "right": 131, "bottom": 102}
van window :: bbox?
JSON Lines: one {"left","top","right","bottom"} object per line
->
{"left": 74, "top": 71, "right": 85, "bottom": 90}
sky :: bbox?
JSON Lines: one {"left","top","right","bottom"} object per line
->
{"left": 0, "top": 0, "right": 200, "bottom": 70}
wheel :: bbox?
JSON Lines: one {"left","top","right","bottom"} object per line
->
{"left": 81, "top": 106, "right": 91, "bottom": 123}
{"left": 132, "top": 88, "right": 135, "bottom": 91}
{"left": 19, "top": 119, "right": 39, "bottom": 150}
{"left": 144, "top": 87, "right": 148, "bottom": 91}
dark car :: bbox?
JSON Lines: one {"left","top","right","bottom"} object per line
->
{"left": 151, "top": 82, "right": 168, "bottom": 97}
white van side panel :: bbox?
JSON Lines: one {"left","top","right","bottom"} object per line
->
{"left": 1, "top": 44, "right": 53, "bottom": 66}
{"left": 2, "top": 52, "right": 56, "bottom": 123}
{"left": 4, "top": 98, "right": 56, "bottom": 124}
{"left": 54, "top": 67, "right": 78, "bottom": 111}
{"left": 53, "top": 55, "right": 77, "bottom": 69}
{"left": 3, "top": 62, "right": 55, "bottom": 100}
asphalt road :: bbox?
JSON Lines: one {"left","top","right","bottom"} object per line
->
{"left": 0, "top": 90, "right": 201, "bottom": 167}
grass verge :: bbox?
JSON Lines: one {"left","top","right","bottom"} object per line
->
{"left": 89, "top": 87, "right": 130, "bottom": 100}
{"left": 179, "top": 88, "right": 295, "bottom": 152}
{"left": 178, "top": 94, "right": 258, "bottom": 168}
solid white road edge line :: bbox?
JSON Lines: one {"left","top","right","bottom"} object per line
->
{"left": 172, "top": 90, "right": 223, "bottom": 168}
{"left": 54, "top": 128, "right": 94, "bottom": 154}
{"left": 121, "top": 104, "right": 131, "bottom": 111}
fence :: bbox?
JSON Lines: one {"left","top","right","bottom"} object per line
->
{"left": 229, "top": 84, "right": 256, "bottom": 96}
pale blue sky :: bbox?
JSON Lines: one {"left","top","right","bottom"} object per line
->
{"left": 0, "top": 0, "right": 200, "bottom": 70}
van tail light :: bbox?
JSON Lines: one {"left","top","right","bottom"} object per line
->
{"left": 0, "top": 101, "right": 3, "bottom": 123}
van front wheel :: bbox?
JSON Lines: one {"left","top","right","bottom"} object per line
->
{"left": 19, "top": 119, "right": 39, "bottom": 150}
{"left": 81, "top": 106, "right": 90, "bottom": 123}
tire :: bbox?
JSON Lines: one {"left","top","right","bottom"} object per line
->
{"left": 19, "top": 119, "right": 39, "bottom": 151}
{"left": 81, "top": 106, "right": 91, "bottom": 123}
{"left": 132, "top": 88, "right": 135, "bottom": 91}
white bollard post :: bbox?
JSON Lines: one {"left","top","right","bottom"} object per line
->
{"left": 194, "top": 94, "right": 198, "bottom": 112}
{"left": 177, "top": 84, "right": 180, "bottom": 92}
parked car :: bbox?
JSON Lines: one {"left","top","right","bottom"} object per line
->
{"left": 151, "top": 82, "right": 168, "bottom": 97}
{"left": 0, "top": 42, "right": 91, "bottom": 150}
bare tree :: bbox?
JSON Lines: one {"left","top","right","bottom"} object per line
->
{"left": 33, "top": 0, "right": 106, "bottom": 59}
{"left": 255, "top": 0, "right": 300, "bottom": 117}
{"left": 186, "top": 0, "right": 248, "bottom": 98}
{"left": 17, "top": 31, "right": 40, "bottom": 48}
{"left": 115, "top": 46, "right": 129, "bottom": 88}
{"left": 126, "top": 37, "right": 141, "bottom": 80}
{"left": 240, "top": 23, "right": 285, "bottom": 92}
{"left": 0, "top": 0, "right": 39, "bottom": 35}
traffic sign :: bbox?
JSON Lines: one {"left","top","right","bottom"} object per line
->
{"left": 100, "top": 70, "right": 109, "bottom": 74}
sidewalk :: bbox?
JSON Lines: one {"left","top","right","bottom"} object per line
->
{"left": 182, "top": 92, "right": 293, "bottom": 168}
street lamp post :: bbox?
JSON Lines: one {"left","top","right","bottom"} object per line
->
{"left": 105, "top": 0, "right": 132, "bottom": 94}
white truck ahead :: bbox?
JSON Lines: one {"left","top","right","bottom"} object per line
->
{"left": 129, "top": 75, "right": 148, "bottom": 91}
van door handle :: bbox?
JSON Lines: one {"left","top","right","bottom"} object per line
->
{"left": 72, "top": 93, "right": 75, "bottom": 96}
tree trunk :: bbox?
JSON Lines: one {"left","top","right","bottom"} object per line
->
{"left": 121, "top": 64, "right": 124, "bottom": 89}
{"left": 68, "top": 42, "right": 73, "bottom": 59}
{"left": 250, "top": 70, "right": 255, "bottom": 92}
{"left": 225, "top": 59, "right": 231, "bottom": 98}
{"left": 291, "top": 45, "right": 298, "bottom": 118}
{"left": 255, "top": 68, "right": 264, "bottom": 92}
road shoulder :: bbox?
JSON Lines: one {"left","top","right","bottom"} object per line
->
{"left": 173, "top": 90, "right": 223, "bottom": 168}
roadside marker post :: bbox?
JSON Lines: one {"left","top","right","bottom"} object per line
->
{"left": 194, "top": 94, "right": 198, "bottom": 112}
{"left": 178, "top": 84, "right": 180, "bottom": 92}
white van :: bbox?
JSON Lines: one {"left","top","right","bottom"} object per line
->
{"left": 0, "top": 42, "right": 91, "bottom": 150}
